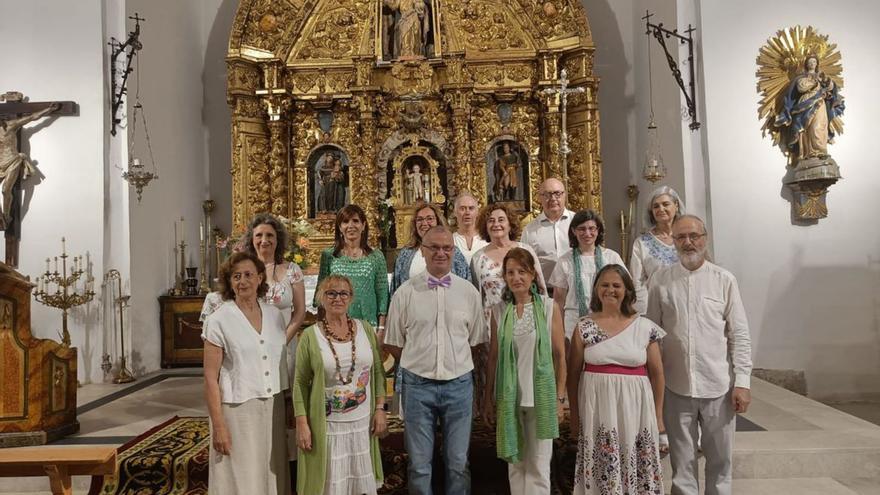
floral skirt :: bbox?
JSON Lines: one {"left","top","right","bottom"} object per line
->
{"left": 574, "top": 372, "right": 662, "bottom": 495}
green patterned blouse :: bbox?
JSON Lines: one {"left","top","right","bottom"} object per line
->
{"left": 315, "top": 248, "right": 389, "bottom": 326}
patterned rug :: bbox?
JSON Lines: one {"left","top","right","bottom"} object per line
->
{"left": 86, "top": 415, "right": 578, "bottom": 495}
{"left": 88, "top": 416, "right": 209, "bottom": 495}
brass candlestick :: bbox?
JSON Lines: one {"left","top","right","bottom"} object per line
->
{"left": 103, "top": 269, "right": 135, "bottom": 383}
{"left": 200, "top": 200, "right": 215, "bottom": 294}
{"left": 33, "top": 237, "right": 95, "bottom": 347}
{"left": 620, "top": 185, "right": 640, "bottom": 264}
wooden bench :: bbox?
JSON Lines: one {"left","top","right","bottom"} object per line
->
{"left": 0, "top": 445, "right": 116, "bottom": 494}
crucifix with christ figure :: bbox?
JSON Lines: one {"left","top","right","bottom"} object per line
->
{"left": 542, "top": 69, "right": 584, "bottom": 184}
{"left": 0, "top": 91, "right": 77, "bottom": 267}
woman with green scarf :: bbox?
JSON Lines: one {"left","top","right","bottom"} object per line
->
{"left": 548, "top": 209, "right": 626, "bottom": 343}
{"left": 484, "top": 247, "right": 566, "bottom": 495}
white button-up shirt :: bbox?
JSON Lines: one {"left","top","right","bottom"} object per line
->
{"left": 520, "top": 209, "right": 574, "bottom": 281}
{"left": 384, "top": 271, "right": 487, "bottom": 380}
{"left": 646, "top": 261, "right": 752, "bottom": 399}
{"left": 202, "top": 301, "right": 289, "bottom": 404}
{"left": 452, "top": 231, "right": 489, "bottom": 264}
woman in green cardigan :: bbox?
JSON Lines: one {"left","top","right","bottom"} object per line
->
{"left": 294, "top": 274, "right": 386, "bottom": 495}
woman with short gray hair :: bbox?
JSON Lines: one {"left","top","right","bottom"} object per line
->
{"left": 629, "top": 186, "right": 684, "bottom": 313}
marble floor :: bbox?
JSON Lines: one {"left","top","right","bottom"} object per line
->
{"left": 2, "top": 370, "right": 880, "bottom": 494}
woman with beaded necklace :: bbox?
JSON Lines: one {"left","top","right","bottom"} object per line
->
{"left": 294, "top": 274, "right": 386, "bottom": 495}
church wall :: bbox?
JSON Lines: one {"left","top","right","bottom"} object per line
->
{"left": 581, "top": 0, "right": 687, "bottom": 256}
{"left": 124, "top": 0, "right": 223, "bottom": 376}
{"left": 0, "top": 0, "right": 110, "bottom": 382}
{"left": 699, "top": 0, "right": 880, "bottom": 400}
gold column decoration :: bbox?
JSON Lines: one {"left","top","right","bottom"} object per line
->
{"left": 353, "top": 91, "right": 381, "bottom": 247}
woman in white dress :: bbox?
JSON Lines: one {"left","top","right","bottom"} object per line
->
{"left": 202, "top": 251, "right": 290, "bottom": 495}
{"left": 484, "top": 247, "right": 566, "bottom": 495}
{"left": 294, "top": 274, "right": 386, "bottom": 495}
{"left": 629, "top": 186, "right": 683, "bottom": 314}
{"left": 549, "top": 210, "right": 626, "bottom": 341}
{"left": 567, "top": 264, "right": 666, "bottom": 495}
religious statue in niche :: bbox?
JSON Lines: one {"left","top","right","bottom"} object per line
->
{"left": 488, "top": 140, "right": 527, "bottom": 204}
{"left": 403, "top": 157, "right": 430, "bottom": 203}
{"left": 757, "top": 26, "right": 845, "bottom": 222}
{"left": 309, "top": 148, "right": 349, "bottom": 216}
{"left": 381, "top": 0, "right": 435, "bottom": 60}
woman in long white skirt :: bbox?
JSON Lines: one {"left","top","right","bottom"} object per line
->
{"left": 567, "top": 264, "right": 666, "bottom": 495}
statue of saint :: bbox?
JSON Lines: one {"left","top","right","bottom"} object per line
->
{"left": 384, "top": 0, "right": 430, "bottom": 59}
{"left": 405, "top": 162, "right": 427, "bottom": 203}
{"left": 496, "top": 142, "right": 520, "bottom": 201}
{"left": 0, "top": 103, "right": 60, "bottom": 230}
{"left": 774, "top": 54, "right": 845, "bottom": 162}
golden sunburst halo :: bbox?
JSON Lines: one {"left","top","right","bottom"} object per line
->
{"left": 756, "top": 25, "right": 844, "bottom": 148}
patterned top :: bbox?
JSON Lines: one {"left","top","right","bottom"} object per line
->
{"left": 199, "top": 262, "right": 304, "bottom": 326}
{"left": 629, "top": 232, "right": 679, "bottom": 314}
{"left": 576, "top": 316, "right": 665, "bottom": 367}
{"left": 314, "top": 320, "right": 373, "bottom": 422}
{"left": 470, "top": 242, "right": 545, "bottom": 333}
{"left": 316, "top": 248, "right": 389, "bottom": 327}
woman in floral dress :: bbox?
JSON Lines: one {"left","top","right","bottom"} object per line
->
{"left": 628, "top": 186, "right": 683, "bottom": 314}
{"left": 567, "top": 264, "right": 666, "bottom": 495}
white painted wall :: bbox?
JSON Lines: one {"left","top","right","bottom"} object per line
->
{"left": 699, "top": 0, "right": 880, "bottom": 400}
{"left": 0, "top": 0, "right": 113, "bottom": 383}
{"left": 124, "top": 0, "right": 229, "bottom": 375}
{"left": 582, "top": 0, "right": 686, "bottom": 254}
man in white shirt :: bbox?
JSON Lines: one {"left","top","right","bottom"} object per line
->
{"left": 520, "top": 178, "right": 574, "bottom": 282}
{"left": 647, "top": 215, "right": 752, "bottom": 495}
{"left": 452, "top": 191, "right": 488, "bottom": 263}
{"left": 384, "top": 226, "right": 487, "bottom": 495}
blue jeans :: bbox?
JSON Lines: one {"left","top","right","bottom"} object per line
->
{"left": 401, "top": 368, "right": 473, "bottom": 495}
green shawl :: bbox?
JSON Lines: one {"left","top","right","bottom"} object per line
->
{"left": 495, "top": 288, "right": 559, "bottom": 463}
{"left": 573, "top": 245, "right": 605, "bottom": 317}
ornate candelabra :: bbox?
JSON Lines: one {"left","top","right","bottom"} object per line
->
{"left": 33, "top": 237, "right": 95, "bottom": 347}
{"left": 103, "top": 269, "right": 135, "bottom": 383}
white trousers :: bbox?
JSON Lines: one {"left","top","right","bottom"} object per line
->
{"left": 508, "top": 407, "right": 553, "bottom": 495}
{"left": 664, "top": 388, "right": 735, "bottom": 495}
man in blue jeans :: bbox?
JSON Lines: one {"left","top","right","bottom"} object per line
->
{"left": 385, "top": 226, "right": 487, "bottom": 494}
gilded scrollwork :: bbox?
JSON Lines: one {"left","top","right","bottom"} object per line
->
{"left": 228, "top": 0, "right": 602, "bottom": 238}
{"left": 292, "top": 1, "right": 371, "bottom": 61}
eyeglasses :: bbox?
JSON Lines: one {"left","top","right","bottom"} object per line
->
{"left": 575, "top": 225, "right": 598, "bottom": 234}
{"left": 415, "top": 216, "right": 437, "bottom": 224}
{"left": 673, "top": 233, "right": 706, "bottom": 242}
{"left": 232, "top": 271, "right": 259, "bottom": 281}
{"left": 423, "top": 244, "right": 454, "bottom": 254}
{"left": 541, "top": 191, "right": 565, "bottom": 199}
{"left": 324, "top": 290, "right": 352, "bottom": 300}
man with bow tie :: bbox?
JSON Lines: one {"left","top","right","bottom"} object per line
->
{"left": 385, "top": 225, "right": 487, "bottom": 495}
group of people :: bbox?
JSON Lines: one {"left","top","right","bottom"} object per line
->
{"left": 200, "top": 178, "right": 752, "bottom": 495}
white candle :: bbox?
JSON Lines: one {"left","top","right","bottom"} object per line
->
{"left": 54, "top": 257, "right": 58, "bottom": 273}
{"left": 46, "top": 258, "right": 50, "bottom": 273}
{"left": 174, "top": 221, "right": 178, "bottom": 246}
{"left": 180, "top": 217, "right": 186, "bottom": 244}
{"left": 61, "top": 237, "right": 66, "bottom": 254}
{"left": 200, "top": 222, "right": 204, "bottom": 243}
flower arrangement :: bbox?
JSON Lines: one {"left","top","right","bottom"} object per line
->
{"left": 215, "top": 229, "right": 246, "bottom": 261}
{"left": 279, "top": 216, "right": 317, "bottom": 269}
{"left": 377, "top": 198, "right": 395, "bottom": 244}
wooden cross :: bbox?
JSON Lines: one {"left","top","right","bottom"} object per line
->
{"left": 541, "top": 69, "right": 584, "bottom": 184}
{"left": 0, "top": 92, "right": 77, "bottom": 267}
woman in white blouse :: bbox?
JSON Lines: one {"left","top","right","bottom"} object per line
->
{"left": 548, "top": 210, "right": 626, "bottom": 342}
{"left": 629, "top": 186, "right": 683, "bottom": 314}
{"left": 202, "top": 251, "right": 290, "bottom": 495}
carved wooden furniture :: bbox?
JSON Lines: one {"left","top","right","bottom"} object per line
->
{"left": 0, "top": 445, "right": 116, "bottom": 495}
{"left": 0, "top": 263, "right": 78, "bottom": 447}
{"left": 159, "top": 295, "right": 206, "bottom": 368}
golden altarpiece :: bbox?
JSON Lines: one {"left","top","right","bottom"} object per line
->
{"left": 226, "top": 0, "right": 603, "bottom": 251}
